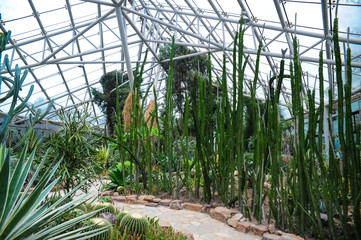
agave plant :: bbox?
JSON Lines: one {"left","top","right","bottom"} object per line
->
{"left": 0, "top": 144, "right": 109, "bottom": 240}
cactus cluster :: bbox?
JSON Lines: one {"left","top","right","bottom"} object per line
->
{"left": 119, "top": 212, "right": 149, "bottom": 235}
{"left": 89, "top": 218, "right": 112, "bottom": 240}
{"left": 116, "top": 210, "right": 130, "bottom": 227}
{"left": 94, "top": 203, "right": 116, "bottom": 215}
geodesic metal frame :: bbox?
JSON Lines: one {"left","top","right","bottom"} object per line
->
{"left": 1, "top": 0, "right": 360, "bottom": 127}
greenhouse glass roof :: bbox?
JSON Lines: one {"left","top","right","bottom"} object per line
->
{"left": 0, "top": 0, "right": 360, "bottom": 124}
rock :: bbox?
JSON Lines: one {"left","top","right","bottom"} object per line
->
{"left": 235, "top": 221, "right": 252, "bottom": 233}
{"left": 135, "top": 200, "right": 148, "bottom": 204}
{"left": 139, "top": 195, "right": 154, "bottom": 201}
{"left": 183, "top": 203, "right": 202, "bottom": 212}
{"left": 230, "top": 209, "right": 240, "bottom": 215}
{"left": 113, "top": 192, "right": 119, "bottom": 197}
{"left": 101, "top": 191, "right": 112, "bottom": 196}
{"left": 169, "top": 200, "right": 182, "bottom": 210}
{"left": 275, "top": 230, "right": 284, "bottom": 236}
{"left": 252, "top": 224, "right": 268, "bottom": 236}
{"left": 210, "top": 207, "right": 234, "bottom": 223}
{"left": 211, "top": 202, "right": 218, "bottom": 208}
{"left": 113, "top": 196, "right": 126, "bottom": 202}
{"left": 138, "top": 195, "right": 147, "bottom": 201}
{"left": 227, "top": 218, "right": 238, "bottom": 228}
{"left": 127, "top": 194, "right": 138, "bottom": 200}
{"left": 158, "top": 218, "right": 171, "bottom": 229}
{"left": 280, "top": 233, "right": 304, "bottom": 240}
{"left": 125, "top": 195, "right": 138, "bottom": 202}
{"left": 145, "top": 202, "right": 159, "bottom": 207}
{"left": 99, "top": 212, "right": 117, "bottom": 226}
{"left": 268, "top": 224, "right": 276, "bottom": 234}
{"left": 201, "top": 204, "right": 212, "bottom": 213}
{"left": 125, "top": 195, "right": 137, "bottom": 204}
{"left": 160, "top": 199, "right": 172, "bottom": 206}
{"left": 262, "top": 233, "right": 281, "bottom": 240}
{"left": 239, "top": 217, "right": 247, "bottom": 222}
{"left": 152, "top": 198, "right": 161, "bottom": 203}
{"left": 320, "top": 213, "right": 328, "bottom": 226}
{"left": 144, "top": 195, "right": 155, "bottom": 201}
{"left": 227, "top": 213, "right": 243, "bottom": 228}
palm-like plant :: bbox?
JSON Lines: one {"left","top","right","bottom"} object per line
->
{"left": 106, "top": 162, "right": 131, "bottom": 189}
{"left": 0, "top": 144, "right": 109, "bottom": 240}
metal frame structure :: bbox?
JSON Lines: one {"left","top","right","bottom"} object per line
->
{"left": 1, "top": 0, "right": 360, "bottom": 127}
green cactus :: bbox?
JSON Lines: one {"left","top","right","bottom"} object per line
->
{"left": 116, "top": 210, "right": 130, "bottom": 227}
{"left": 94, "top": 202, "right": 116, "bottom": 215}
{"left": 0, "top": 15, "right": 53, "bottom": 144}
{"left": 116, "top": 186, "right": 125, "bottom": 194}
{"left": 90, "top": 218, "right": 112, "bottom": 240}
{"left": 119, "top": 212, "right": 149, "bottom": 235}
{"left": 75, "top": 203, "right": 87, "bottom": 214}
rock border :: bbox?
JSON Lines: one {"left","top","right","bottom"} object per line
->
{"left": 102, "top": 191, "right": 304, "bottom": 240}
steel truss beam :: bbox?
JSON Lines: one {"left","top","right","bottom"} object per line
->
{"left": 2, "top": 0, "right": 360, "bottom": 126}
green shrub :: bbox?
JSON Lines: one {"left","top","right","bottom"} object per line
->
{"left": 106, "top": 161, "right": 131, "bottom": 189}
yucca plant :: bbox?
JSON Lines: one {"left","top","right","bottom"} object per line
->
{"left": 0, "top": 144, "right": 108, "bottom": 240}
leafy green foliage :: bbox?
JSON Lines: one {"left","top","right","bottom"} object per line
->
{"left": 92, "top": 70, "right": 130, "bottom": 135}
{"left": 93, "top": 144, "right": 116, "bottom": 175}
{"left": 43, "top": 105, "right": 99, "bottom": 194}
{"left": 159, "top": 43, "right": 208, "bottom": 116}
{"left": 106, "top": 161, "right": 132, "bottom": 189}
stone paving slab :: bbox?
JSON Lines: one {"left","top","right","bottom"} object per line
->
{"left": 114, "top": 202, "right": 261, "bottom": 240}
{"left": 74, "top": 181, "right": 261, "bottom": 240}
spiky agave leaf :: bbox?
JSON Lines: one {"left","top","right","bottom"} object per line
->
{"left": 0, "top": 144, "right": 106, "bottom": 240}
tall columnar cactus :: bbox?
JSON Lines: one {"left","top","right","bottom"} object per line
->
{"left": 0, "top": 18, "right": 53, "bottom": 144}
{"left": 333, "top": 18, "right": 360, "bottom": 239}
{"left": 0, "top": 27, "right": 32, "bottom": 142}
